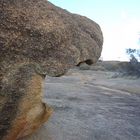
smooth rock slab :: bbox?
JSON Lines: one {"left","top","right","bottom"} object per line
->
{"left": 21, "top": 69, "right": 140, "bottom": 140}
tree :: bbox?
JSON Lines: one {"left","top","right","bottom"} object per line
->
{"left": 126, "top": 48, "right": 140, "bottom": 77}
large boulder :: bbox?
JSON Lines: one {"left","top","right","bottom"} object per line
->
{"left": 0, "top": 0, "right": 103, "bottom": 139}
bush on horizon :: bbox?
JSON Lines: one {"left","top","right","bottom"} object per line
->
{"left": 125, "top": 48, "right": 140, "bottom": 77}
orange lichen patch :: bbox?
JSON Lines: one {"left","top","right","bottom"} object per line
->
{"left": 17, "top": 103, "right": 53, "bottom": 139}
{"left": 18, "top": 74, "right": 44, "bottom": 115}
{"left": 5, "top": 103, "right": 52, "bottom": 140}
{"left": 5, "top": 74, "right": 52, "bottom": 140}
{"left": 4, "top": 117, "right": 27, "bottom": 140}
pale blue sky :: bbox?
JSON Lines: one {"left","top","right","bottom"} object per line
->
{"left": 49, "top": 0, "right": 140, "bottom": 61}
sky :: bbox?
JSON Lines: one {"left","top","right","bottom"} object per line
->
{"left": 49, "top": 0, "right": 140, "bottom": 61}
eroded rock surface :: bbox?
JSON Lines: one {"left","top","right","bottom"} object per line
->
{"left": 0, "top": 0, "right": 103, "bottom": 139}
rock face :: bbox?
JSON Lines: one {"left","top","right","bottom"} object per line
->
{"left": 0, "top": 0, "right": 103, "bottom": 140}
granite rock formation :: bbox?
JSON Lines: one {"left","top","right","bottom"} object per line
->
{"left": 0, "top": 0, "right": 103, "bottom": 139}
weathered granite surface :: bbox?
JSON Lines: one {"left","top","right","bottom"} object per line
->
{"left": 0, "top": 0, "right": 103, "bottom": 139}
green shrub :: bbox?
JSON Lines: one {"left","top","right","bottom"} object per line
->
{"left": 125, "top": 48, "right": 140, "bottom": 77}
